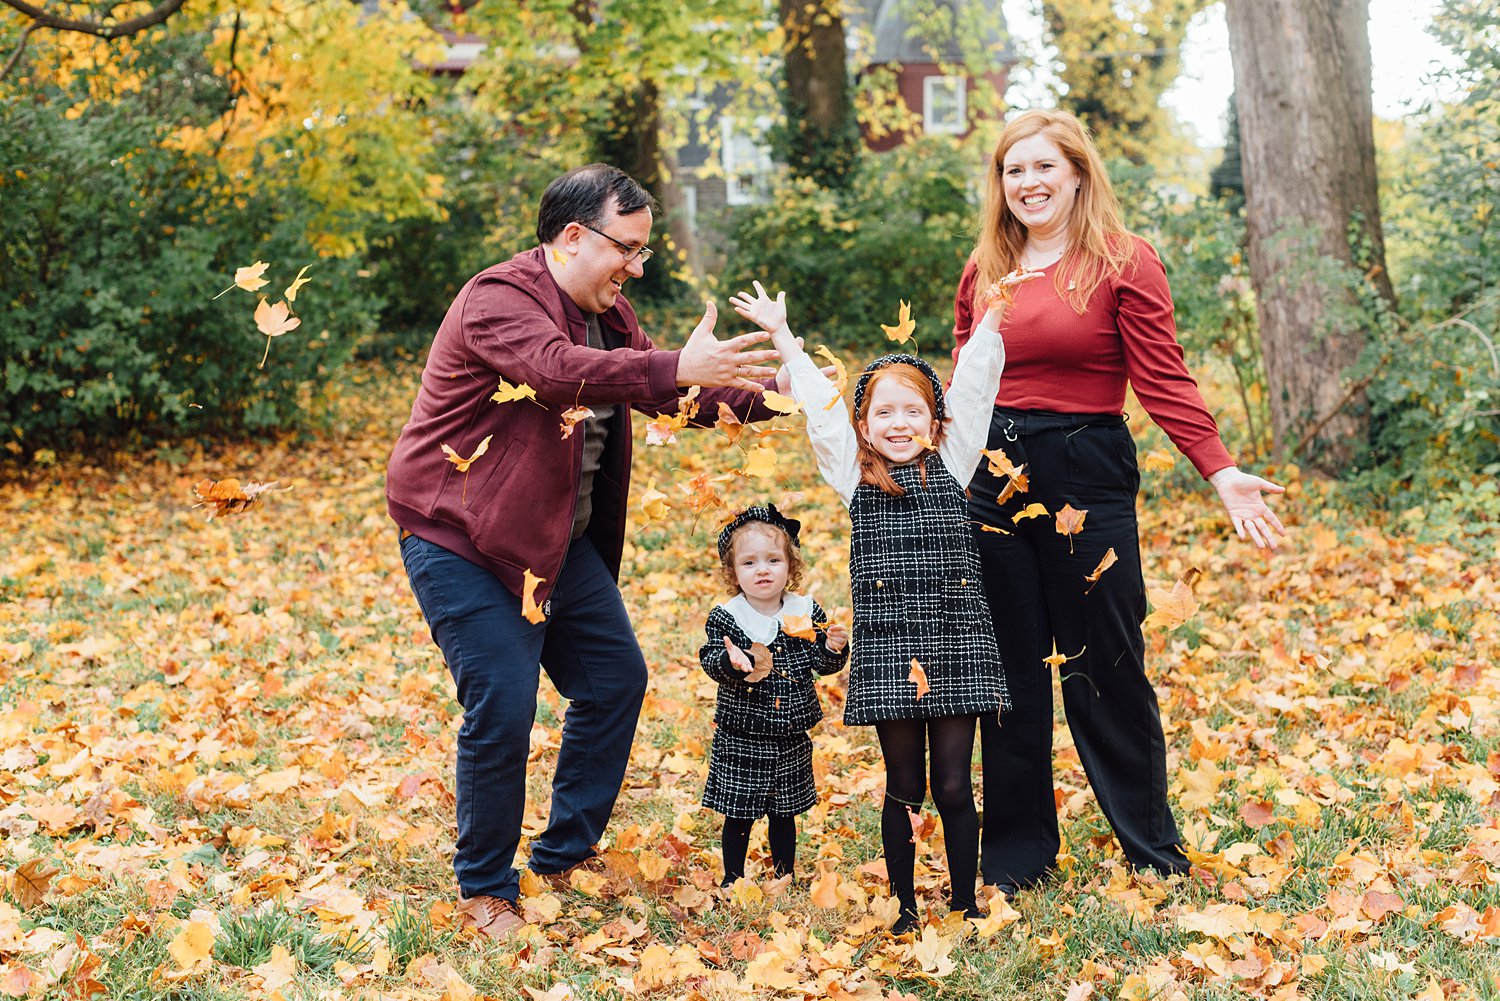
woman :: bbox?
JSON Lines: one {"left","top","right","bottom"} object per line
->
{"left": 951, "top": 109, "right": 1285, "bottom": 894}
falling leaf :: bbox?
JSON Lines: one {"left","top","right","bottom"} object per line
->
{"left": 1144, "top": 567, "right": 1203, "bottom": 631}
{"left": 912, "top": 433, "right": 936, "bottom": 451}
{"left": 745, "top": 643, "right": 773, "bottom": 683}
{"left": 550, "top": 247, "right": 568, "bottom": 267}
{"left": 521, "top": 569, "right": 547, "bottom": 624}
{"left": 761, "top": 389, "right": 802, "bottom": 415}
{"left": 742, "top": 444, "right": 777, "bottom": 479}
{"left": 1054, "top": 504, "right": 1088, "bottom": 553}
{"left": 1012, "top": 502, "right": 1048, "bottom": 523}
{"left": 213, "top": 260, "right": 269, "bottom": 298}
{"left": 677, "top": 470, "right": 729, "bottom": 515}
{"left": 441, "top": 434, "right": 493, "bottom": 473}
{"left": 1141, "top": 449, "right": 1176, "bottom": 472}
{"left": 254, "top": 298, "right": 301, "bottom": 368}
{"left": 9, "top": 859, "right": 58, "bottom": 909}
{"left": 979, "top": 524, "right": 1012, "bottom": 534}
{"left": 1042, "top": 639, "right": 1085, "bottom": 670}
{"left": 1083, "top": 548, "right": 1118, "bottom": 595}
{"left": 640, "top": 477, "right": 670, "bottom": 521}
{"left": 815, "top": 345, "right": 849, "bottom": 408}
{"left": 881, "top": 300, "right": 916, "bottom": 344}
{"left": 715, "top": 402, "right": 746, "bottom": 446}
{"left": 283, "top": 265, "right": 312, "bottom": 302}
{"left": 192, "top": 478, "right": 278, "bottom": 519}
{"left": 560, "top": 406, "right": 594, "bottom": 439}
{"left": 982, "top": 446, "right": 1030, "bottom": 504}
{"left": 781, "top": 613, "right": 816, "bottom": 642}
{"left": 908, "top": 657, "right": 929, "bottom": 700}
{"left": 646, "top": 388, "right": 701, "bottom": 445}
{"left": 491, "top": 379, "right": 539, "bottom": 405}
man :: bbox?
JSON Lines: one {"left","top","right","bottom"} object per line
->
{"left": 386, "top": 164, "right": 784, "bottom": 941}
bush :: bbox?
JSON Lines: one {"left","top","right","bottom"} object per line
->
{"left": 0, "top": 33, "right": 383, "bottom": 453}
{"left": 718, "top": 137, "right": 979, "bottom": 351}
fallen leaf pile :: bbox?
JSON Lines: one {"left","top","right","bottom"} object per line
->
{"left": 1, "top": 353, "right": 1497, "bottom": 1000}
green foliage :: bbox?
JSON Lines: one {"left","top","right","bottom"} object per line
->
{"left": 214, "top": 904, "right": 371, "bottom": 973}
{"left": 719, "top": 137, "right": 976, "bottom": 350}
{"left": 0, "top": 30, "right": 383, "bottom": 452}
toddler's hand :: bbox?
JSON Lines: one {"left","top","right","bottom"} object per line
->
{"left": 729, "top": 280, "right": 789, "bottom": 336}
{"left": 824, "top": 623, "right": 849, "bottom": 654}
{"left": 724, "top": 636, "right": 754, "bottom": 674}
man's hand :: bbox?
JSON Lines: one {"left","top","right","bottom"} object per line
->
{"left": 824, "top": 623, "right": 849, "bottom": 654}
{"left": 676, "top": 301, "right": 780, "bottom": 391}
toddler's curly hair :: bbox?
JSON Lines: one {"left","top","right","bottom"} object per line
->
{"left": 717, "top": 521, "right": 806, "bottom": 596}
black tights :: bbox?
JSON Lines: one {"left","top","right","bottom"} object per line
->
{"left": 877, "top": 715, "right": 981, "bottom": 918}
{"left": 721, "top": 814, "right": 797, "bottom": 884}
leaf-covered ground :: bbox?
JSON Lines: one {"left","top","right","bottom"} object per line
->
{"left": 2, "top": 357, "right": 1498, "bottom": 1001}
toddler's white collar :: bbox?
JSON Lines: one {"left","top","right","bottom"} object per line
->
{"left": 723, "top": 592, "right": 812, "bottom": 646}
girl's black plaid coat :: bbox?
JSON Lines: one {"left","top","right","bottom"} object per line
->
{"left": 698, "top": 596, "right": 848, "bottom": 737}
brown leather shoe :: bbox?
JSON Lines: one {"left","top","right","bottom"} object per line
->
{"left": 456, "top": 893, "right": 524, "bottom": 941}
{"left": 534, "top": 855, "right": 610, "bottom": 893}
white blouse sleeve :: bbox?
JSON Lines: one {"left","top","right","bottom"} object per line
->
{"left": 938, "top": 326, "right": 1004, "bottom": 490}
{"left": 784, "top": 347, "right": 860, "bottom": 507}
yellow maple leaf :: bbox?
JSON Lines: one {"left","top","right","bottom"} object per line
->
{"left": 521, "top": 568, "right": 547, "bottom": 624}
{"left": 491, "top": 378, "right": 538, "bottom": 404}
{"left": 1012, "top": 502, "right": 1048, "bottom": 523}
{"left": 1042, "top": 639, "right": 1086, "bottom": 669}
{"left": 781, "top": 612, "right": 816, "bottom": 642}
{"left": 283, "top": 265, "right": 312, "bottom": 302}
{"left": 1144, "top": 567, "right": 1203, "bottom": 631}
{"left": 252, "top": 944, "right": 297, "bottom": 990}
{"left": 761, "top": 389, "right": 802, "bottom": 415}
{"left": 1084, "top": 548, "right": 1118, "bottom": 595}
{"left": 881, "top": 299, "right": 916, "bottom": 344}
{"left": 809, "top": 867, "right": 842, "bottom": 908}
{"left": 167, "top": 920, "right": 216, "bottom": 973}
{"left": 981, "top": 446, "right": 1030, "bottom": 503}
{"left": 815, "top": 345, "right": 849, "bottom": 409}
{"left": 640, "top": 477, "right": 670, "bottom": 521}
{"left": 440, "top": 434, "right": 493, "bottom": 473}
{"left": 214, "top": 260, "right": 269, "bottom": 298}
{"left": 550, "top": 247, "right": 568, "bottom": 268}
{"left": 742, "top": 444, "right": 777, "bottom": 478}
{"left": 254, "top": 298, "right": 301, "bottom": 368}
{"left": 1141, "top": 449, "right": 1176, "bottom": 472}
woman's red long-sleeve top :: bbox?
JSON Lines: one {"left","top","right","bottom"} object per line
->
{"left": 951, "top": 234, "right": 1235, "bottom": 479}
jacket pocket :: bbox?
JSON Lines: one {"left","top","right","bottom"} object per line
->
{"left": 463, "top": 436, "right": 526, "bottom": 515}
{"left": 942, "top": 577, "right": 986, "bottom": 623}
{"left": 852, "top": 577, "right": 906, "bottom": 631}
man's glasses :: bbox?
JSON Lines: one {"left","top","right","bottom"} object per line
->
{"left": 579, "top": 222, "right": 654, "bottom": 263}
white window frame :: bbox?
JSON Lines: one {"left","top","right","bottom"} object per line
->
{"left": 721, "top": 116, "right": 773, "bottom": 206}
{"left": 923, "top": 75, "right": 967, "bottom": 135}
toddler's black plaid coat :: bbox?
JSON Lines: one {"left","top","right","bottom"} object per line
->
{"left": 698, "top": 597, "right": 847, "bottom": 736}
{"left": 844, "top": 454, "right": 1008, "bottom": 724}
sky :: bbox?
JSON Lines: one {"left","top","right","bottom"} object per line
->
{"left": 999, "top": 0, "right": 1463, "bottom": 149}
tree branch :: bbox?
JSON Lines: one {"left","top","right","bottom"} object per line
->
{"left": 0, "top": 0, "right": 187, "bottom": 39}
{"left": 0, "top": 19, "right": 38, "bottom": 81}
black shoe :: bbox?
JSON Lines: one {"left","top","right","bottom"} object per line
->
{"left": 891, "top": 904, "right": 920, "bottom": 935}
{"left": 991, "top": 882, "right": 1020, "bottom": 900}
{"left": 951, "top": 900, "right": 986, "bottom": 920}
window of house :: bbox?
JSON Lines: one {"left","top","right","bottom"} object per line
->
{"left": 721, "top": 117, "right": 773, "bottom": 206}
{"left": 923, "top": 75, "right": 967, "bottom": 135}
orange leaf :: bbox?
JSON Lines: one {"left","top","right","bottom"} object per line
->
{"left": 193, "top": 477, "right": 278, "bottom": 519}
{"left": 908, "top": 657, "right": 929, "bottom": 700}
{"left": 283, "top": 265, "right": 312, "bottom": 302}
{"left": 1360, "top": 890, "right": 1404, "bottom": 922}
{"left": 677, "top": 470, "right": 730, "bottom": 515}
{"left": 715, "top": 402, "right": 745, "bottom": 445}
{"left": 1012, "top": 502, "right": 1048, "bottom": 524}
{"left": 521, "top": 569, "right": 547, "bottom": 624}
{"left": 1141, "top": 449, "right": 1175, "bottom": 472}
{"left": 9, "top": 858, "right": 58, "bottom": 909}
{"left": 253, "top": 298, "right": 301, "bottom": 367}
{"left": 214, "top": 260, "right": 268, "bottom": 298}
{"left": 781, "top": 613, "right": 816, "bottom": 642}
{"left": 640, "top": 476, "right": 670, "bottom": 521}
{"left": 1054, "top": 504, "right": 1087, "bottom": 553}
{"left": 1083, "top": 548, "right": 1118, "bottom": 595}
{"left": 745, "top": 643, "right": 773, "bottom": 683}
{"left": 1042, "top": 639, "right": 1085, "bottom": 669}
{"left": 741, "top": 444, "right": 777, "bottom": 479}
{"left": 881, "top": 300, "right": 916, "bottom": 344}
{"left": 559, "top": 406, "right": 594, "bottom": 439}
{"left": 1239, "top": 799, "right": 1276, "bottom": 828}
{"left": 1144, "top": 567, "right": 1203, "bottom": 631}
{"left": 809, "top": 868, "right": 842, "bottom": 908}
{"left": 440, "top": 434, "right": 492, "bottom": 473}
{"left": 815, "top": 345, "right": 848, "bottom": 408}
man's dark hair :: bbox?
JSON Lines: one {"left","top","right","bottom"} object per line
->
{"left": 536, "top": 164, "right": 658, "bottom": 244}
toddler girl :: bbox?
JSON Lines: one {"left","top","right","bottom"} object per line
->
{"left": 728, "top": 275, "right": 1036, "bottom": 930}
{"left": 700, "top": 504, "right": 850, "bottom": 885}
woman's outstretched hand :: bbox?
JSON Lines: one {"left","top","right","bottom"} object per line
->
{"left": 729, "top": 280, "right": 789, "bottom": 336}
{"left": 1208, "top": 467, "right": 1288, "bottom": 550}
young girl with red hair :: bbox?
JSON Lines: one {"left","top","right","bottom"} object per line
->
{"left": 729, "top": 275, "right": 1036, "bottom": 932}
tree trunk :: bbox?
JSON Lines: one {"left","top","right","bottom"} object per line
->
{"left": 1224, "top": 0, "right": 1397, "bottom": 470}
{"left": 777, "top": 0, "right": 857, "bottom": 187}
